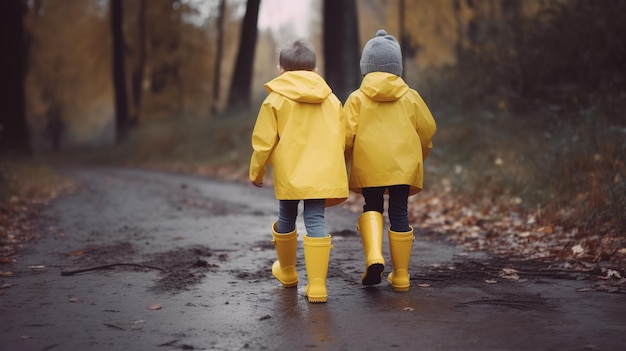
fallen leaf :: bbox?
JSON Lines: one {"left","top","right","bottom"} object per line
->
{"left": 417, "top": 283, "right": 431, "bottom": 288}
{"left": 148, "top": 303, "right": 162, "bottom": 310}
{"left": 0, "top": 271, "right": 14, "bottom": 277}
{"left": 403, "top": 307, "right": 414, "bottom": 311}
{"left": 69, "top": 297, "right": 79, "bottom": 302}
{"left": 28, "top": 265, "right": 46, "bottom": 270}
{"left": 499, "top": 268, "right": 520, "bottom": 281}
{"left": 572, "top": 244, "right": 584, "bottom": 256}
{"left": 65, "top": 250, "right": 85, "bottom": 257}
{"left": 501, "top": 268, "right": 519, "bottom": 274}
{"left": 484, "top": 279, "right": 498, "bottom": 284}
{"left": 601, "top": 269, "right": 622, "bottom": 280}
{"left": 538, "top": 226, "right": 553, "bottom": 235}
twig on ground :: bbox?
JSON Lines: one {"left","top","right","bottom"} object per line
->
{"left": 61, "top": 263, "right": 165, "bottom": 276}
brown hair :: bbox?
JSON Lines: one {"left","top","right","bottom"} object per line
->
{"left": 278, "top": 39, "right": 316, "bottom": 71}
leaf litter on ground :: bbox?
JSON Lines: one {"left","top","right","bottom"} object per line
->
{"left": 1, "top": 162, "right": 624, "bottom": 293}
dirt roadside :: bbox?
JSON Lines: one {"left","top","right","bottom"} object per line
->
{"left": 0, "top": 168, "right": 624, "bottom": 351}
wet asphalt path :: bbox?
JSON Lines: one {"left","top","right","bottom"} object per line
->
{"left": 1, "top": 168, "right": 625, "bottom": 351}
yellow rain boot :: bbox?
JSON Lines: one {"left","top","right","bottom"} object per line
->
{"left": 303, "top": 235, "right": 332, "bottom": 303}
{"left": 271, "top": 222, "right": 298, "bottom": 288}
{"left": 387, "top": 227, "right": 415, "bottom": 292}
{"left": 357, "top": 211, "right": 385, "bottom": 286}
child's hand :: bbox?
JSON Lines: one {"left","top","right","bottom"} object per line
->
{"left": 251, "top": 180, "right": 263, "bottom": 187}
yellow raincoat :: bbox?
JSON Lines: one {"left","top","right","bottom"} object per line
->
{"left": 249, "top": 70, "right": 348, "bottom": 207}
{"left": 345, "top": 72, "right": 437, "bottom": 195}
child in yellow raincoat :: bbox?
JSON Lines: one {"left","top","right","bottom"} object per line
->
{"left": 344, "top": 30, "right": 437, "bottom": 292}
{"left": 249, "top": 39, "right": 348, "bottom": 303}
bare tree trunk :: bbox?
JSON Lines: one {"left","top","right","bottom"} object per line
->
{"left": 110, "top": 0, "right": 130, "bottom": 143}
{"left": 130, "top": 0, "right": 147, "bottom": 126}
{"left": 227, "top": 0, "right": 260, "bottom": 110}
{"left": 323, "top": 0, "right": 361, "bottom": 102}
{"left": 399, "top": 0, "right": 407, "bottom": 79}
{"left": 212, "top": 0, "right": 226, "bottom": 114}
{"left": 452, "top": 0, "right": 464, "bottom": 61}
{"left": 0, "top": 0, "right": 31, "bottom": 155}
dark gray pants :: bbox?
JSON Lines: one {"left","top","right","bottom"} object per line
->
{"left": 362, "top": 185, "right": 410, "bottom": 232}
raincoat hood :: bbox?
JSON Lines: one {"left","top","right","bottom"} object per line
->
{"left": 265, "top": 70, "right": 332, "bottom": 104}
{"left": 359, "top": 72, "right": 409, "bottom": 102}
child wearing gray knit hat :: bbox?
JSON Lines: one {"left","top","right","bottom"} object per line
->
{"left": 345, "top": 29, "right": 437, "bottom": 292}
{"left": 360, "top": 29, "right": 403, "bottom": 76}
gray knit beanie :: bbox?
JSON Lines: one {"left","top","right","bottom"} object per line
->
{"left": 360, "top": 29, "right": 403, "bottom": 76}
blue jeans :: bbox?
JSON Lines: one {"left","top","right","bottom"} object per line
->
{"left": 362, "top": 185, "right": 410, "bottom": 232}
{"left": 276, "top": 199, "right": 326, "bottom": 237}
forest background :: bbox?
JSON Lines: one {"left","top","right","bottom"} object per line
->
{"left": 1, "top": 0, "right": 625, "bottom": 273}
